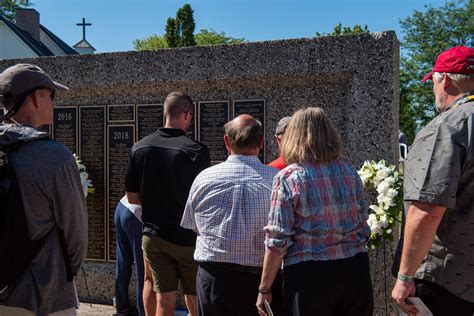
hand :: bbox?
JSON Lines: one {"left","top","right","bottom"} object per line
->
{"left": 391, "top": 279, "right": 418, "bottom": 314}
{"left": 256, "top": 292, "right": 272, "bottom": 316}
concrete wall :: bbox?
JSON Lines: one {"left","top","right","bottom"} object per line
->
{"left": 0, "top": 31, "right": 400, "bottom": 315}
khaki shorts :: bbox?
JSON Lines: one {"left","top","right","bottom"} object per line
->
{"left": 142, "top": 234, "right": 197, "bottom": 294}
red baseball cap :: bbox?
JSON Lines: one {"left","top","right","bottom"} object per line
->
{"left": 421, "top": 46, "right": 474, "bottom": 83}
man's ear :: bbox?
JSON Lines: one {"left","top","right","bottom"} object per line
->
{"left": 26, "top": 91, "right": 40, "bottom": 110}
{"left": 259, "top": 136, "right": 264, "bottom": 150}
{"left": 224, "top": 134, "right": 231, "bottom": 151}
{"left": 443, "top": 73, "right": 452, "bottom": 90}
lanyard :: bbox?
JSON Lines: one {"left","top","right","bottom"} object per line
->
{"left": 450, "top": 90, "right": 474, "bottom": 110}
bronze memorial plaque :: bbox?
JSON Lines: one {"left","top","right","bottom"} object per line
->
{"left": 233, "top": 99, "right": 266, "bottom": 163}
{"left": 79, "top": 106, "right": 107, "bottom": 261}
{"left": 198, "top": 101, "right": 230, "bottom": 164}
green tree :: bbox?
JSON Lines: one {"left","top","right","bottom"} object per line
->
{"left": 133, "top": 34, "right": 168, "bottom": 50}
{"left": 176, "top": 4, "right": 196, "bottom": 47}
{"left": 195, "top": 29, "right": 245, "bottom": 46}
{"left": 0, "top": 0, "right": 32, "bottom": 21}
{"left": 164, "top": 3, "right": 196, "bottom": 47}
{"left": 315, "top": 23, "right": 369, "bottom": 37}
{"left": 399, "top": 0, "right": 473, "bottom": 143}
{"left": 165, "top": 17, "right": 179, "bottom": 48}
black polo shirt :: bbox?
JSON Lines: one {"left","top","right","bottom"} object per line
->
{"left": 125, "top": 127, "right": 210, "bottom": 246}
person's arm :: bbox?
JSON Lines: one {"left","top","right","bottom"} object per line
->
{"left": 256, "top": 174, "right": 295, "bottom": 315}
{"left": 194, "top": 144, "right": 211, "bottom": 177}
{"left": 126, "top": 191, "right": 142, "bottom": 205}
{"left": 256, "top": 251, "right": 283, "bottom": 316}
{"left": 391, "top": 201, "right": 446, "bottom": 314}
{"left": 51, "top": 155, "right": 88, "bottom": 278}
{"left": 180, "top": 180, "right": 199, "bottom": 233}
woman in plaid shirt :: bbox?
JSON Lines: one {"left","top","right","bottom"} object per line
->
{"left": 256, "top": 107, "right": 373, "bottom": 316}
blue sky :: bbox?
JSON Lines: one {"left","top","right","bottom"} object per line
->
{"left": 32, "top": 0, "right": 448, "bottom": 53}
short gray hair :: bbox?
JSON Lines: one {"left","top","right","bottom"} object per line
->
{"left": 433, "top": 71, "right": 474, "bottom": 83}
{"left": 224, "top": 117, "right": 263, "bottom": 151}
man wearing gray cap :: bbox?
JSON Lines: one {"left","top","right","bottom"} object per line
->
{"left": 268, "top": 116, "right": 291, "bottom": 170}
{"left": 0, "top": 64, "right": 87, "bottom": 315}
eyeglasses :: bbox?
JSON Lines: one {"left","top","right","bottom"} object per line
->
{"left": 48, "top": 89, "right": 55, "bottom": 101}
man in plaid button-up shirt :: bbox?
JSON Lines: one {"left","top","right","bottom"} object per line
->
{"left": 181, "top": 114, "right": 279, "bottom": 316}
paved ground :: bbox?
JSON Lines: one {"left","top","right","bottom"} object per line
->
{"left": 77, "top": 303, "right": 189, "bottom": 315}
{"left": 77, "top": 303, "right": 116, "bottom": 315}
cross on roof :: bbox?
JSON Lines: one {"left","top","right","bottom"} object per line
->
{"left": 76, "top": 17, "right": 91, "bottom": 40}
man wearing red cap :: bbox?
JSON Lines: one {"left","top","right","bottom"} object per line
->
{"left": 392, "top": 46, "right": 474, "bottom": 315}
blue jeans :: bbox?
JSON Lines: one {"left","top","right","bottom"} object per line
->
{"left": 115, "top": 201, "right": 144, "bottom": 316}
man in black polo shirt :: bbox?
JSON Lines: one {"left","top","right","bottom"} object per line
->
{"left": 125, "top": 91, "right": 210, "bottom": 316}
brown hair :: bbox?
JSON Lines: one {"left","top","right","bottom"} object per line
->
{"left": 163, "top": 91, "right": 193, "bottom": 119}
{"left": 224, "top": 115, "right": 263, "bottom": 152}
{"left": 282, "top": 107, "right": 343, "bottom": 164}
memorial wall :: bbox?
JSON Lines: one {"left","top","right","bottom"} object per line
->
{"left": 45, "top": 100, "right": 265, "bottom": 261}
{"left": 0, "top": 31, "right": 399, "bottom": 314}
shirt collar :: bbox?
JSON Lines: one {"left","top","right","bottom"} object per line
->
{"left": 444, "top": 89, "right": 474, "bottom": 112}
{"left": 226, "top": 154, "right": 262, "bottom": 165}
{"left": 157, "top": 127, "right": 185, "bottom": 137}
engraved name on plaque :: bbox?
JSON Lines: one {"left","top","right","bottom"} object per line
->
{"left": 233, "top": 99, "right": 266, "bottom": 163}
{"left": 53, "top": 106, "right": 78, "bottom": 154}
{"left": 198, "top": 101, "right": 229, "bottom": 163}
{"left": 107, "top": 124, "right": 135, "bottom": 261}
{"left": 108, "top": 104, "right": 135, "bottom": 123}
{"left": 136, "top": 104, "right": 163, "bottom": 140}
{"left": 79, "top": 106, "right": 107, "bottom": 261}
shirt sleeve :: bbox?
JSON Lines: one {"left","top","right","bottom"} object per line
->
{"left": 194, "top": 144, "right": 211, "bottom": 178}
{"left": 264, "top": 173, "right": 295, "bottom": 256}
{"left": 404, "top": 121, "right": 463, "bottom": 208}
{"left": 125, "top": 149, "right": 140, "bottom": 193}
{"left": 181, "top": 181, "right": 198, "bottom": 231}
{"left": 51, "top": 154, "right": 88, "bottom": 276}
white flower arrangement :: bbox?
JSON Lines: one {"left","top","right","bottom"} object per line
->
{"left": 73, "top": 154, "right": 94, "bottom": 198}
{"left": 358, "top": 160, "right": 403, "bottom": 249}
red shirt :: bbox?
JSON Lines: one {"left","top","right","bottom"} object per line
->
{"left": 267, "top": 156, "right": 287, "bottom": 170}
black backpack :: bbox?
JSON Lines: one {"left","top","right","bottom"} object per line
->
{"left": 0, "top": 140, "right": 50, "bottom": 301}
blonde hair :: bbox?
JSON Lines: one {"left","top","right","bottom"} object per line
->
{"left": 282, "top": 107, "right": 343, "bottom": 164}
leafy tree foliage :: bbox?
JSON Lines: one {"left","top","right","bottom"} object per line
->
{"left": 0, "top": 0, "right": 31, "bottom": 21}
{"left": 195, "top": 29, "right": 245, "bottom": 46}
{"left": 176, "top": 4, "right": 196, "bottom": 47}
{"left": 134, "top": 3, "right": 245, "bottom": 51}
{"left": 133, "top": 35, "right": 168, "bottom": 50}
{"left": 165, "top": 17, "right": 179, "bottom": 48}
{"left": 399, "top": 0, "right": 473, "bottom": 143}
{"left": 315, "top": 23, "right": 369, "bottom": 37}
{"left": 164, "top": 3, "right": 196, "bottom": 47}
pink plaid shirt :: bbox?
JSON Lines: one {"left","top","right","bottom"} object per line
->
{"left": 265, "top": 160, "right": 370, "bottom": 267}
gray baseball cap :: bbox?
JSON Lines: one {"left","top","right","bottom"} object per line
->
{"left": 0, "top": 64, "right": 68, "bottom": 119}
{"left": 275, "top": 116, "right": 291, "bottom": 135}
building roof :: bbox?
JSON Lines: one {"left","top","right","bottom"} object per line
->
{"left": 0, "top": 14, "right": 78, "bottom": 56}
{"left": 73, "top": 38, "right": 96, "bottom": 51}
{"left": 40, "top": 24, "right": 78, "bottom": 55}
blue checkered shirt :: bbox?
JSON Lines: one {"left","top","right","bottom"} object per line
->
{"left": 181, "top": 155, "right": 278, "bottom": 267}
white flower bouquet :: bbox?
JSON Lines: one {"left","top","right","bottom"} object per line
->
{"left": 358, "top": 160, "right": 403, "bottom": 249}
{"left": 73, "top": 154, "right": 94, "bottom": 198}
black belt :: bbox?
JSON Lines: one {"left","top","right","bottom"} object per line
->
{"left": 200, "top": 261, "right": 262, "bottom": 274}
